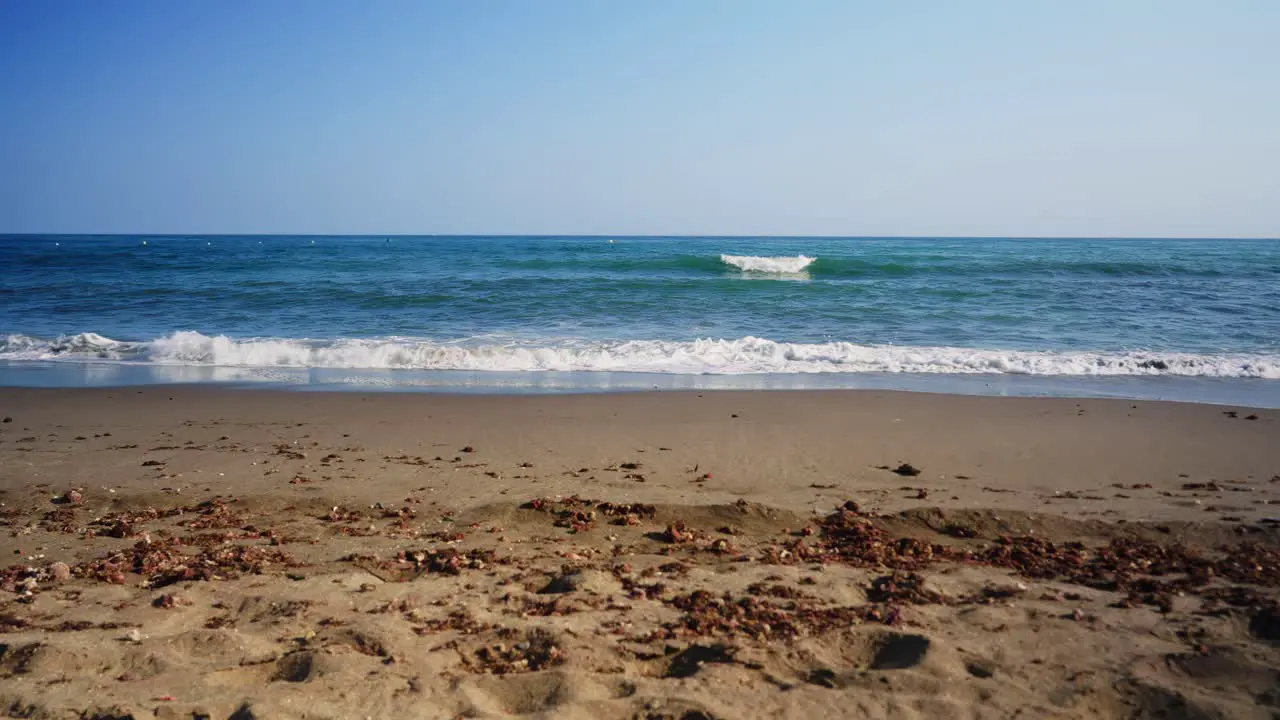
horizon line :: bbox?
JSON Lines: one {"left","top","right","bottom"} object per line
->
{"left": 2, "top": 233, "right": 1278, "bottom": 241}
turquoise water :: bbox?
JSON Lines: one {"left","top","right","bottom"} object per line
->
{"left": 1, "top": 235, "right": 1278, "bottom": 402}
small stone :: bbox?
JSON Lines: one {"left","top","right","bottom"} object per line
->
{"left": 965, "top": 660, "right": 996, "bottom": 679}
{"left": 125, "top": 628, "right": 143, "bottom": 643}
{"left": 49, "top": 561, "right": 71, "bottom": 581}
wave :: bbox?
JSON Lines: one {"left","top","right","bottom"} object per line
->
{"left": 720, "top": 255, "right": 816, "bottom": 274}
{"left": 504, "top": 254, "right": 1273, "bottom": 280}
{"left": 2, "top": 332, "right": 1277, "bottom": 378}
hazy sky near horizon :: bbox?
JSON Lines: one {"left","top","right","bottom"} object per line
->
{"left": 1, "top": 1, "right": 1277, "bottom": 237}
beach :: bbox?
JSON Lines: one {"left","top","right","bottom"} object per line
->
{"left": 1, "top": 387, "right": 1277, "bottom": 719}
{"left": 6, "top": 0, "right": 1280, "bottom": 716}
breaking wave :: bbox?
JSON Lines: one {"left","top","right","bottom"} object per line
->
{"left": 720, "top": 254, "right": 816, "bottom": 274}
{"left": 2, "top": 332, "right": 1277, "bottom": 378}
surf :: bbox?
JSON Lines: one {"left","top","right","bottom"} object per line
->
{"left": 2, "top": 331, "right": 1276, "bottom": 379}
{"left": 720, "top": 254, "right": 816, "bottom": 274}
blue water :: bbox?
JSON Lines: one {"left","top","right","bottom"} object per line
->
{"left": 2, "top": 235, "right": 1278, "bottom": 404}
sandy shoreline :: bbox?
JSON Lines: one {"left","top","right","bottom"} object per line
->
{"left": 1, "top": 387, "right": 1277, "bottom": 718}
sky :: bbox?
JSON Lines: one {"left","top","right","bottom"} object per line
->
{"left": 1, "top": 1, "right": 1277, "bottom": 237}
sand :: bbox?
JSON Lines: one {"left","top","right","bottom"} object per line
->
{"left": 0, "top": 387, "right": 1277, "bottom": 719}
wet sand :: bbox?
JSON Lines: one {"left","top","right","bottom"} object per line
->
{"left": 1, "top": 387, "right": 1277, "bottom": 719}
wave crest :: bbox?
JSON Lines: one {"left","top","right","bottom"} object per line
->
{"left": 720, "top": 254, "right": 816, "bottom": 274}
{"left": 1, "top": 332, "right": 1277, "bottom": 378}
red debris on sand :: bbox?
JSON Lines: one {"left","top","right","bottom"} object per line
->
{"left": 397, "top": 547, "right": 496, "bottom": 576}
{"left": 522, "top": 496, "right": 658, "bottom": 532}
{"left": 322, "top": 506, "right": 362, "bottom": 523}
{"left": 412, "top": 608, "right": 491, "bottom": 635}
{"left": 707, "top": 538, "right": 736, "bottom": 555}
{"left": 465, "top": 628, "right": 563, "bottom": 674}
{"left": 73, "top": 537, "right": 299, "bottom": 588}
{"left": 659, "top": 589, "right": 875, "bottom": 641}
{"left": 867, "top": 572, "right": 947, "bottom": 604}
{"left": 662, "top": 521, "right": 704, "bottom": 544}
{"left": 152, "top": 594, "right": 190, "bottom": 609}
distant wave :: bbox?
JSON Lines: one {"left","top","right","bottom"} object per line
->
{"left": 504, "top": 254, "right": 1269, "bottom": 279}
{"left": 2, "top": 332, "right": 1277, "bottom": 378}
{"left": 720, "top": 254, "right": 816, "bottom": 274}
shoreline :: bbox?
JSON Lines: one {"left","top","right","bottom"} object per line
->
{"left": 1, "top": 387, "right": 1277, "bottom": 718}
{"left": 3, "top": 360, "right": 1280, "bottom": 408}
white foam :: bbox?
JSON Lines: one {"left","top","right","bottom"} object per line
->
{"left": 1, "top": 332, "right": 1277, "bottom": 379}
{"left": 720, "top": 254, "right": 816, "bottom": 274}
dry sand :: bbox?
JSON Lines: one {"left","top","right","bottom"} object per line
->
{"left": 0, "top": 387, "right": 1277, "bottom": 719}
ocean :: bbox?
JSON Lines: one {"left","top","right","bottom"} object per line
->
{"left": 2, "top": 235, "right": 1278, "bottom": 405}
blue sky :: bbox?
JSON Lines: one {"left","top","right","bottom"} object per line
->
{"left": 1, "top": 1, "right": 1277, "bottom": 237}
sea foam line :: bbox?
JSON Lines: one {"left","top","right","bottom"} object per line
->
{"left": 1, "top": 332, "right": 1277, "bottom": 378}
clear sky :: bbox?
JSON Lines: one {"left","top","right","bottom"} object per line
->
{"left": 1, "top": 1, "right": 1277, "bottom": 237}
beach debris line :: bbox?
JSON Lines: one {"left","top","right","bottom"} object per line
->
{"left": 524, "top": 496, "right": 657, "bottom": 530}
{"left": 657, "top": 588, "right": 884, "bottom": 641}
{"left": 65, "top": 536, "right": 300, "bottom": 589}
{"left": 339, "top": 547, "right": 499, "bottom": 582}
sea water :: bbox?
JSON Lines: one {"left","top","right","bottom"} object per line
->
{"left": 1, "top": 236, "right": 1277, "bottom": 405}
